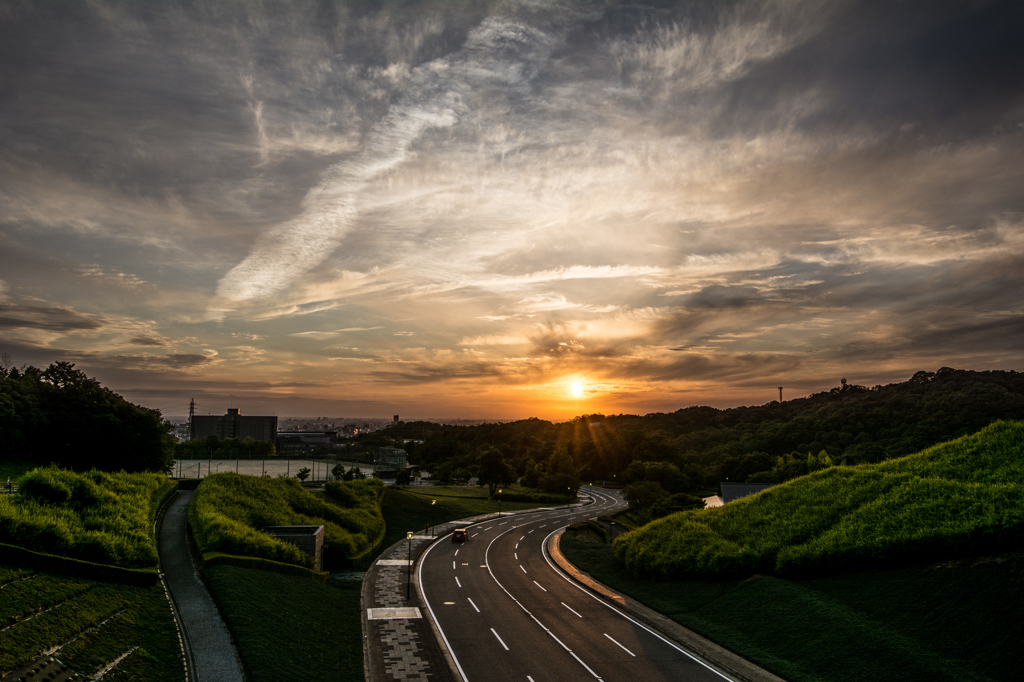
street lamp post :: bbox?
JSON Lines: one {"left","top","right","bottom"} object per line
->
{"left": 497, "top": 489, "right": 502, "bottom": 517}
{"left": 430, "top": 500, "right": 436, "bottom": 537}
{"left": 568, "top": 487, "right": 573, "bottom": 525}
{"left": 406, "top": 531, "right": 414, "bottom": 600}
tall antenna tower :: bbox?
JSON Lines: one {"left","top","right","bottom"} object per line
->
{"left": 188, "top": 399, "right": 195, "bottom": 442}
{"left": 778, "top": 387, "right": 783, "bottom": 402}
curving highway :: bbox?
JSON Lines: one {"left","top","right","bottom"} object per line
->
{"left": 419, "top": 486, "right": 733, "bottom": 682}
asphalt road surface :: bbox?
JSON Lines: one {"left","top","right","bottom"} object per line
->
{"left": 419, "top": 486, "right": 733, "bottom": 682}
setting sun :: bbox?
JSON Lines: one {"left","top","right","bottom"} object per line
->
{"left": 571, "top": 382, "right": 583, "bottom": 398}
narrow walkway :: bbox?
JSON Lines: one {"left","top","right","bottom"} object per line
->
{"left": 157, "top": 491, "right": 245, "bottom": 682}
{"left": 362, "top": 524, "right": 463, "bottom": 682}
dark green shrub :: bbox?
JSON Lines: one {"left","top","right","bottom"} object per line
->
{"left": 19, "top": 470, "right": 72, "bottom": 505}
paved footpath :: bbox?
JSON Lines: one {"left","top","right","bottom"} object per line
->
{"left": 362, "top": 523, "right": 465, "bottom": 682}
{"left": 157, "top": 491, "right": 246, "bottom": 682}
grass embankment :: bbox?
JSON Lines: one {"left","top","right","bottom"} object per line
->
{"left": 614, "top": 421, "right": 1024, "bottom": 578}
{"left": 0, "top": 563, "right": 183, "bottom": 680}
{"left": 203, "top": 565, "right": 362, "bottom": 682}
{"left": 0, "top": 467, "right": 173, "bottom": 568}
{"left": 190, "top": 474, "right": 385, "bottom": 568}
{"left": 561, "top": 533, "right": 1022, "bottom": 682}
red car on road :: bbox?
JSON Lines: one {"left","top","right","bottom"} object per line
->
{"left": 452, "top": 528, "right": 468, "bottom": 542}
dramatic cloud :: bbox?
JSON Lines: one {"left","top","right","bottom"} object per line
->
{"left": 1, "top": 0, "right": 1022, "bottom": 419}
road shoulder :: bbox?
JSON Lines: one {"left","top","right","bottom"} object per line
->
{"left": 547, "top": 529, "right": 787, "bottom": 682}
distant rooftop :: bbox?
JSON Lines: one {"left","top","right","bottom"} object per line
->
{"left": 720, "top": 482, "right": 776, "bottom": 504}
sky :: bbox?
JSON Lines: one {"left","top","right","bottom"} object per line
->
{"left": 1, "top": 0, "right": 1022, "bottom": 421}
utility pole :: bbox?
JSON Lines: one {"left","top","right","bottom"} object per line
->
{"left": 406, "top": 532, "right": 414, "bottom": 600}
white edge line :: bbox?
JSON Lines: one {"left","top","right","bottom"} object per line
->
{"left": 605, "top": 632, "right": 636, "bottom": 656}
{"left": 540, "top": 522, "right": 734, "bottom": 681}
{"left": 419, "top": 531, "right": 470, "bottom": 682}
{"left": 414, "top": 487, "right": 608, "bottom": 682}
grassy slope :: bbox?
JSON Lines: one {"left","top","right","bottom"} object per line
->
{"left": 614, "top": 421, "right": 1024, "bottom": 578}
{"left": 0, "top": 564, "right": 183, "bottom": 680}
{"left": 0, "top": 467, "right": 171, "bottom": 568}
{"left": 377, "top": 486, "right": 561, "bottom": 561}
{"left": 561, "top": 534, "right": 1022, "bottom": 682}
{"left": 203, "top": 565, "right": 363, "bottom": 682}
{"left": 190, "top": 475, "right": 384, "bottom": 567}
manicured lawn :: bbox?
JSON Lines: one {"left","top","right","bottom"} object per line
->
{"left": 411, "top": 485, "right": 494, "bottom": 498}
{"left": 0, "top": 564, "right": 183, "bottom": 681}
{"left": 376, "top": 486, "right": 558, "bottom": 560}
{"left": 561, "top": 532, "right": 1023, "bottom": 682}
{"left": 203, "top": 564, "right": 363, "bottom": 682}
{"left": 0, "top": 459, "right": 35, "bottom": 484}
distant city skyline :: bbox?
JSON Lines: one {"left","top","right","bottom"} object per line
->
{"left": 2, "top": 1, "right": 1022, "bottom": 421}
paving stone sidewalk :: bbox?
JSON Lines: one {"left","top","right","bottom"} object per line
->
{"left": 157, "top": 491, "right": 246, "bottom": 682}
{"left": 361, "top": 522, "right": 465, "bottom": 682}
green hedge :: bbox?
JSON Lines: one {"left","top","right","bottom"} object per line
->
{"left": 190, "top": 474, "right": 385, "bottom": 568}
{"left": 149, "top": 480, "right": 178, "bottom": 533}
{"left": 614, "top": 421, "right": 1024, "bottom": 579}
{"left": 201, "top": 552, "right": 329, "bottom": 582}
{"left": 0, "top": 542, "right": 158, "bottom": 586}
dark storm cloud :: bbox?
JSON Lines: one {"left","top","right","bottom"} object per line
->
{"left": 130, "top": 336, "right": 166, "bottom": 347}
{"left": 0, "top": 304, "right": 102, "bottom": 332}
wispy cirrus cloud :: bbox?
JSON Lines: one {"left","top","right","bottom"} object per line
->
{"left": 2, "top": 0, "right": 1022, "bottom": 419}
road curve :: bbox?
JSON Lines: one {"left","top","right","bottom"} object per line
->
{"left": 419, "top": 486, "right": 733, "bottom": 682}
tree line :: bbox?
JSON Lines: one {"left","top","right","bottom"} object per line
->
{"left": 0, "top": 361, "right": 174, "bottom": 473}
{"left": 376, "top": 368, "right": 1024, "bottom": 518}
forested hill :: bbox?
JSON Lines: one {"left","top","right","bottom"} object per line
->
{"left": 0, "top": 361, "right": 174, "bottom": 472}
{"left": 405, "top": 368, "right": 1024, "bottom": 485}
